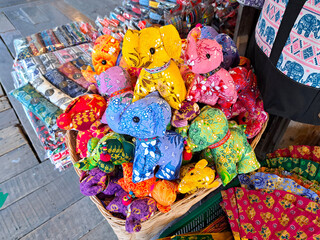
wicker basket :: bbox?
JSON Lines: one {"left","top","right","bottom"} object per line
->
{"left": 66, "top": 117, "right": 268, "bottom": 240}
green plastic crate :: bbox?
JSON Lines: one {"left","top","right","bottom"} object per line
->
{"left": 159, "top": 178, "right": 240, "bottom": 238}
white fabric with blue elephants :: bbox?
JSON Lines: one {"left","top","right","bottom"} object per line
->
{"left": 276, "top": 0, "right": 320, "bottom": 88}
{"left": 255, "top": 0, "right": 289, "bottom": 57}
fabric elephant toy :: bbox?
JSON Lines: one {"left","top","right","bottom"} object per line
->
{"left": 79, "top": 167, "right": 108, "bottom": 196}
{"left": 105, "top": 91, "right": 184, "bottom": 183}
{"left": 82, "top": 34, "right": 121, "bottom": 81}
{"left": 184, "top": 25, "right": 237, "bottom": 109}
{"left": 74, "top": 132, "right": 135, "bottom": 174}
{"left": 218, "top": 65, "right": 268, "bottom": 138}
{"left": 150, "top": 180, "right": 178, "bottom": 213}
{"left": 122, "top": 25, "right": 186, "bottom": 109}
{"left": 185, "top": 106, "right": 260, "bottom": 186}
{"left": 57, "top": 94, "right": 107, "bottom": 131}
{"left": 178, "top": 159, "right": 221, "bottom": 194}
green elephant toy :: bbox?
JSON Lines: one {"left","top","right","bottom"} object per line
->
{"left": 185, "top": 106, "right": 260, "bottom": 186}
{"left": 74, "top": 132, "right": 135, "bottom": 173}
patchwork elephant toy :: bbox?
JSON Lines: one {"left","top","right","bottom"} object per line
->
{"left": 105, "top": 91, "right": 184, "bottom": 183}
{"left": 185, "top": 106, "right": 260, "bottom": 186}
{"left": 178, "top": 159, "right": 221, "bottom": 194}
{"left": 57, "top": 94, "right": 107, "bottom": 131}
{"left": 122, "top": 25, "right": 186, "bottom": 109}
{"left": 184, "top": 25, "right": 237, "bottom": 109}
{"left": 74, "top": 132, "right": 135, "bottom": 174}
{"left": 82, "top": 34, "right": 121, "bottom": 79}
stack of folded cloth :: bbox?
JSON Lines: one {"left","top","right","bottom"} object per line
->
{"left": 221, "top": 145, "right": 320, "bottom": 239}
{"left": 10, "top": 22, "right": 99, "bottom": 171}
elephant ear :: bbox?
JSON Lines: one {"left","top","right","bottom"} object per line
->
{"left": 122, "top": 29, "right": 141, "bottom": 68}
{"left": 159, "top": 25, "right": 182, "bottom": 60}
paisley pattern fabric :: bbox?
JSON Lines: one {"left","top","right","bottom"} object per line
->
{"left": 118, "top": 162, "right": 156, "bottom": 198}
{"left": 222, "top": 187, "right": 320, "bottom": 240}
{"left": 239, "top": 172, "right": 320, "bottom": 202}
{"left": 44, "top": 68, "right": 87, "bottom": 98}
{"left": 10, "top": 83, "right": 62, "bottom": 129}
{"left": 265, "top": 157, "right": 320, "bottom": 182}
{"left": 267, "top": 145, "right": 320, "bottom": 163}
{"left": 29, "top": 74, "right": 73, "bottom": 110}
{"left": 58, "top": 62, "right": 91, "bottom": 89}
{"left": 186, "top": 106, "right": 260, "bottom": 186}
{"left": 171, "top": 101, "right": 200, "bottom": 128}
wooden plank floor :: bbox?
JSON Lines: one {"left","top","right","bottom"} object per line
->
{"left": 0, "top": 1, "right": 119, "bottom": 239}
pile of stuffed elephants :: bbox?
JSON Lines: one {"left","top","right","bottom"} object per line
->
{"left": 57, "top": 24, "right": 268, "bottom": 233}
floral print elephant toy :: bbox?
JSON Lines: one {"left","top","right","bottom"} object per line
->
{"left": 122, "top": 25, "right": 186, "bottom": 109}
{"left": 185, "top": 106, "right": 260, "bottom": 186}
{"left": 105, "top": 91, "right": 184, "bottom": 183}
{"left": 184, "top": 24, "right": 237, "bottom": 109}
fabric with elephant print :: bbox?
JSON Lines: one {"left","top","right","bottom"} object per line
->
{"left": 221, "top": 187, "right": 320, "bottom": 240}
{"left": 10, "top": 83, "right": 63, "bottom": 129}
{"left": 276, "top": 0, "right": 320, "bottom": 88}
{"left": 239, "top": 172, "right": 320, "bottom": 202}
{"left": 29, "top": 74, "right": 73, "bottom": 110}
{"left": 255, "top": 0, "right": 288, "bottom": 57}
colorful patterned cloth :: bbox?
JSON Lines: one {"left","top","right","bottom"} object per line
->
{"left": 58, "top": 62, "right": 91, "bottom": 89}
{"left": 10, "top": 83, "right": 62, "bottom": 129}
{"left": 267, "top": 145, "right": 320, "bottom": 163}
{"left": 239, "top": 172, "right": 320, "bottom": 203}
{"left": 79, "top": 167, "right": 108, "bottom": 196}
{"left": 38, "top": 52, "right": 61, "bottom": 72}
{"left": 257, "top": 167, "right": 320, "bottom": 197}
{"left": 158, "top": 232, "right": 234, "bottom": 240}
{"left": 186, "top": 106, "right": 260, "bottom": 186}
{"left": 171, "top": 101, "right": 200, "bottom": 128}
{"left": 28, "top": 33, "right": 47, "bottom": 56}
{"left": 221, "top": 187, "right": 320, "bottom": 240}
{"left": 14, "top": 38, "right": 33, "bottom": 60}
{"left": 29, "top": 74, "right": 73, "bottom": 110}
{"left": 265, "top": 157, "right": 320, "bottom": 182}
{"left": 40, "top": 29, "right": 64, "bottom": 52}
{"left": 44, "top": 68, "right": 87, "bottom": 98}
{"left": 27, "top": 110, "right": 64, "bottom": 151}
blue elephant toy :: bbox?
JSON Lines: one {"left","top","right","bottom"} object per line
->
{"left": 105, "top": 92, "right": 184, "bottom": 183}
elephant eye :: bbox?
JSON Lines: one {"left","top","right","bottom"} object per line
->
{"left": 206, "top": 54, "right": 211, "bottom": 59}
{"left": 101, "top": 60, "right": 107, "bottom": 65}
{"left": 150, "top": 48, "right": 155, "bottom": 55}
{"left": 133, "top": 116, "right": 140, "bottom": 123}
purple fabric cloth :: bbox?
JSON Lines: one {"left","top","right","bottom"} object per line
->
{"left": 106, "top": 188, "right": 128, "bottom": 217}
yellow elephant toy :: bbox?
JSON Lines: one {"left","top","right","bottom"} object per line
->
{"left": 178, "top": 159, "right": 221, "bottom": 194}
{"left": 122, "top": 25, "right": 186, "bottom": 109}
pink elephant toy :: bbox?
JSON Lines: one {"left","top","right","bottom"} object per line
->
{"left": 184, "top": 25, "right": 237, "bottom": 109}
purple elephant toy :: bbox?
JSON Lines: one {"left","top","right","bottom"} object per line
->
{"left": 125, "top": 197, "right": 157, "bottom": 233}
{"left": 79, "top": 168, "right": 107, "bottom": 196}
